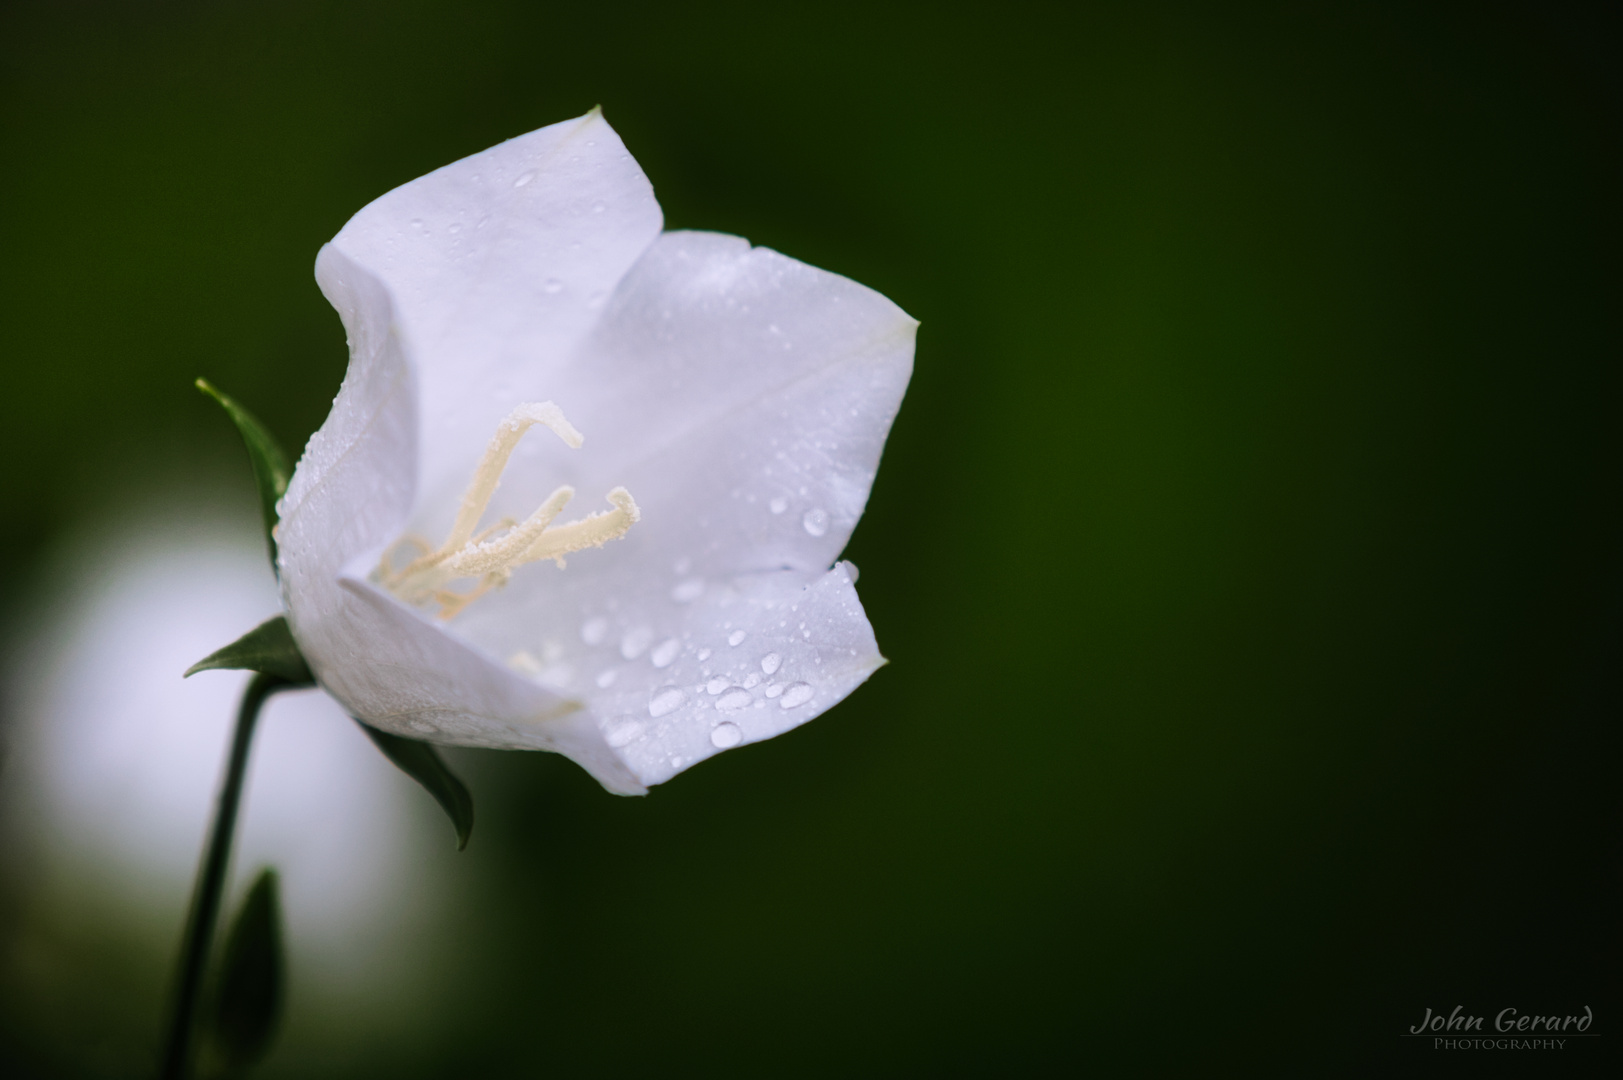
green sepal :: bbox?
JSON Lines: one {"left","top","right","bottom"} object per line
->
{"left": 205, "top": 868, "right": 285, "bottom": 1072}
{"left": 185, "top": 616, "right": 314, "bottom": 685}
{"left": 196, "top": 378, "right": 291, "bottom": 570}
{"left": 358, "top": 723, "right": 475, "bottom": 851}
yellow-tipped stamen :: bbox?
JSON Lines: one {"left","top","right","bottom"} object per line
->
{"left": 443, "top": 486, "right": 575, "bottom": 578}
{"left": 377, "top": 402, "right": 637, "bottom": 619}
{"left": 520, "top": 487, "right": 640, "bottom": 566}
{"left": 445, "top": 401, "right": 582, "bottom": 552}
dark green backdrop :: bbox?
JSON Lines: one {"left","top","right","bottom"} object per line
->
{"left": 2, "top": 1, "right": 1617, "bottom": 1076}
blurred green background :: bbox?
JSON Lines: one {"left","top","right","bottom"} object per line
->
{"left": 2, "top": 0, "right": 1617, "bottom": 1075}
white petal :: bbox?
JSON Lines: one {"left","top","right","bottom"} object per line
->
{"left": 280, "top": 243, "right": 415, "bottom": 606}
{"left": 280, "top": 248, "right": 645, "bottom": 794}
{"left": 457, "top": 230, "right": 916, "bottom": 579}
{"left": 448, "top": 233, "right": 914, "bottom": 783}
{"left": 327, "top": 108, "right": 663, "bottom": 541}
{"left": 587, "top": 562, "right": 882, "bottom": 786}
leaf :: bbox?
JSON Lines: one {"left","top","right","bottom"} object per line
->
{"left": 208, "top": 868, "right": 285, "bottom": 1071}
{"left": 186, "top": 616, "right": 314, "bottom": 685}
{"left": 359, "top": 723, "right": 475, "bottom": 850}
{"left": 196, "top": 378, "right": 291, "bottom": 569}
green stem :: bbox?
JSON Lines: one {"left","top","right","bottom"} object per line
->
{"left": 160, "top": 671, "right": 288, "bottom": 1080}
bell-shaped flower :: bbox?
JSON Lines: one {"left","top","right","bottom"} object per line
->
{"left": 277, "top": 109, "right": 915, "bottom": 795}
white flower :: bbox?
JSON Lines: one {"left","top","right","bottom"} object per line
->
{"left": 277, "top": 109, "right": 915, "bottom": 795}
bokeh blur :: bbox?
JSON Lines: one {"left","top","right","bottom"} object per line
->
{"left": 1, "top": 1, "right": 1617, "bottom": 1076}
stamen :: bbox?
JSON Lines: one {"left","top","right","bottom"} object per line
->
{"left": 520, "top": 487, "right": 640, "bottom": 566}
{"left": 471, "top": 517, "right": 519, "bottom": 544}
{"left": 434, "top": 578, "right": 502, "bottom": 620}
{"left": 443, "top": 486, "right": 575, "bottom": 578}
{"left": 377, "top": 402, "right": 637, "bottom": 619}
{"left": 445, "top": 401, "right": 583, "bottom": 552}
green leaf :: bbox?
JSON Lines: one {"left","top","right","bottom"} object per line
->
{"left": 359, "top": 724, "right": 475, "bottom": 851}
{"left": 196, "top": 378, "right": 291, "bottom": 569}
{"left": 185, "top": 616, "right": 314, "bottom": 685}
{"left": 207, "top": 868, "right": 285, "bottom": 1071}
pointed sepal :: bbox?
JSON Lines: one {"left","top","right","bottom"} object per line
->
{"left": 205, "top": 868, "right": 285, "bottom": 1072}
{"left": 197, "top": 378, "right": 291, "bottom": 569}
{"left": 186, "top": 616, "right": 314, "bottom": 685}
{"left": 359, "top": 723, "right": 475, "bottom": 850}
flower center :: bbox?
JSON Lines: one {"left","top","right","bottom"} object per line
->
{"left": 376, "top": 401, "right": 639, "bottom": 619}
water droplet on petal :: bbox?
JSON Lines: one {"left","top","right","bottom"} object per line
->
{"left": 705, "top": 676, "right": 730, "bottom": 696}
{"left": 581, "top": 617, "right": 609, "bottom": 645}
{"left": 648, "top": 686, "right": 686, "bottom": 717}
{"left": 514, "top": 171, "right": 535, "bottom": 187}
{"left": 448, "top": 222, "right": 462, "bottom": 234}
{"left": 727, "top": 630, "right": 747, "bottom": 647}
{"left": 621, "top": 627, "right": 652, "bottom": 659}
{"left": 802, "top": 508, "right": 829, "bottom": 537}
{"left": 760, "top": 652, "right": 782, "bottom": 675}
{"left": 696, "top": 648, "right": 712, "bottom": 661}
{"left": 779, "top": 682, "right": 814, "bottom": 709}
{"left": 742, "top": 672, "right": 761, "bottom": 689}
{"left": 763, "top": 682, "right": 784, "bottom": 698}
{"left": 769, "top": 496, "right": 788, "bottom": 515}
{"left": 672, "top": 579, "right": 704, "bottom": 603}
{"left": 710, "top": 721, "right": 744, "bottom": 748}
{"left": 606, "top": 719, "right": 643, "bottom": 748}
{"left": 716, "top": 689, "right": 752, "bottom": 712}
{"left": 543, "top": 278, "right": 563, "bottom": 294}
{"left": 650, "top": 638, "right": 680, "bottom": 668}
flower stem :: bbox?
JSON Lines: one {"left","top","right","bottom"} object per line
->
{"left": 160, "top": 671, "right": 288, "bottom": 1080}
